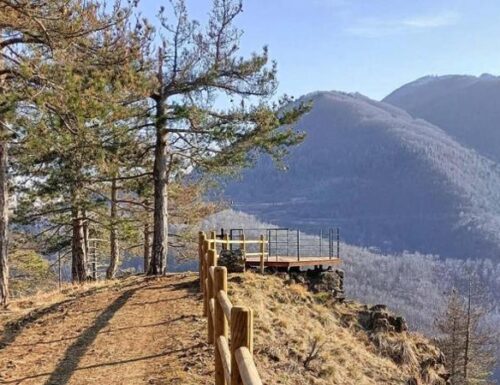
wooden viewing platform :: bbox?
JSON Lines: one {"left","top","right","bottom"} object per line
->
{"left": 245, "top": 256, "right": 342, "bottom": 269}
{"left": 204, "top": 229, "right": 342, "bottom": 271}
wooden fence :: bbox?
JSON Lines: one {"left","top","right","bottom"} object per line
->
{"left": 199, "top": 231, "right": 265, "bottom": 385}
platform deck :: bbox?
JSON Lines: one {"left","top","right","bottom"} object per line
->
{"left": 245, "top": 256, "right": 341, "bottom": 269}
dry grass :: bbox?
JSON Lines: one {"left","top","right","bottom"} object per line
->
{"left": 228, "top": 272, "right": 448, "bottom": 385}
{"left": 0, "top": 272, "right": 447, "bottom": 385}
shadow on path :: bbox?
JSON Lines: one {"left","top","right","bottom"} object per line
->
{"left": 11, "top": 315, "right": 198, "bottom": 347}
{"left": 42, "top": 288, "right": 137, "bottom": 385}
{"left": 4, "top": 345, "right": 200, "bottom": 384}
{"left": 0, "top": 298, "right": 74, "bottom": 350}
{"left": 0, "top": 284, "right": 121, "bottom": 350}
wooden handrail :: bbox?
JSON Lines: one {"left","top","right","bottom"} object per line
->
{"left": 208, "top": 239, "right": 266, "bottom": 245}
{"left": 235, "top": 347, "right": 263, "bottom": 385}
{"left": 217, "top": 290, "right": 232, "bottom": 322}
{"left": 217, "top": 336, "right": 232, "bottom": 380}
{"left": 199, "top": 231, "right": 264, "bottom": 385}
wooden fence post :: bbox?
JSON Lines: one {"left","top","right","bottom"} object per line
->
{"left": 214, "top": 266, "right": 228, "bottom": 385}
{"left": 231, "top": 306, "right": 254, "bottom": 385}
{"left": 207, "top": 249, "right": 217, "bottom": 344}
{"left": 259, "top": 235, "right": 265, "bottom": 275}
{"left": 210, "top": 230, "right": 216, "bottom": 248}
{"left": 203, "top": 239, "right": 210, "bottom": 317}
{"left": 223, "top": 233, "right": 229, "bottom": 251}
{"left": 199, "top": 232, "right": 206, "bottom": 293}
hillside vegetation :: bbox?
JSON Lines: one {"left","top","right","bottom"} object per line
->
{"left": 232, "top": 273, "right": 448, "bottom": 385}
{"left": 384, "top": 74, "right": 500, "bottom": 162}
{"left": 1, "top": 273, "right": 448, "bottom": 384}
{"left": 223, "top": 91, "right": 500, "bottom": 259}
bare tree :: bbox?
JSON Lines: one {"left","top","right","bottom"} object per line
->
{"left": 435, "top": 277, "right": 498, "bottom": 385}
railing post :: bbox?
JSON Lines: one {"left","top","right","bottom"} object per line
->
{"left": 223, "top": 233, "right": 229, "bottom": 251}
{"left": 259, "top": 235, "right": 265, "bottom": 274}
{"left": 214, "top": 266, "right": 228, "bottom": 385}
{"left": 240, "top": 233, "right": 246, "bottom": 272}
{"left": 199, "top": 232, "right": 206, "bottom": 292}
{"left": 329, "top": 228, "right": 333, "bottom": 259}
{"left": 336, "top": 227, "right": 340, "bottom": 259}
{"left": 231, "top": 306, "right": 253, "bottom": 385}
{"left": 319, "top": 229, "right": 323, "bottom": 257}
{"left": 207, "top": 249, "right": 216, "bottom": 343}
{"left": 297, "top": 229, "right": 300, "bottom": 261}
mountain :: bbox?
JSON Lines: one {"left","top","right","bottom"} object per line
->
{"left": 383, "top": 74, "right": 500, "bottom": 162}
{"left": 223, "top": 91, "right": 500, "bottom": 259}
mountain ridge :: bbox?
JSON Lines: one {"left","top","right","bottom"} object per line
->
{"left": 224, "top": 90, "right": 500, "bottom": 258}
{"left": 383, "top": 73, "right": 500, "bottom": 163}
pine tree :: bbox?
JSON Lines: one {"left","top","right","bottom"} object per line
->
{"left": 0, "top": 0, "right": 142, "bottom": 302}
{"left": 142, "top": 0, "right": 309, "bottom": 275}
{"left": 10, "top": 1, "right": 151, "bottom": 283}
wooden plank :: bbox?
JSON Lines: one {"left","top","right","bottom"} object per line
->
{"left": 231, "top": 307, "right": 253, "bottom": 385}
{"left": 217, "top": 336, "right": 232, "bottom": 382}
{"left": 214, "top": 267, "right": 228, "bottom": 385}
{"left": 211, "top": 239, "right": 266, "bottom": 245}
{"left": 245, "top": 257, "right": 342, "bottom": 268}
{"left": 259, "top": 235, "right": 265, "bottom": 274}
{"left": 235, "top": 347, "right": 263, "bottom": 385}
{"left": 209, "top": 298, "right": 215, "bottom": 338}
{"left": 217, "top": 290, "right": 232, "bottom": 322}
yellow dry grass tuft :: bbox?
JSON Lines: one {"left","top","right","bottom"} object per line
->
{"left": 228, "top": 272, "right": 447, "bottom": 385}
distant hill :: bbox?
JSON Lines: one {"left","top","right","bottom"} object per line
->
{"left": 383, "top": 74, "right": 500, "bottom": 162}
{"left": 223, "top": 91, "right": 500, "bottom": 259}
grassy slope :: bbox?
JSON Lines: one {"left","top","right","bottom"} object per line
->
{"left": 231, "top": 273, "right": 447, "bottom": 385}
{"left": 1, "top": 273, "right": 447, "bottom": 385}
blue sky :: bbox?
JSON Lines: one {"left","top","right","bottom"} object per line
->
{"left": 138, "top": 0, "right": 500, "bottom": 100}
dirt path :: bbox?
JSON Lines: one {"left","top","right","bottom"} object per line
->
{"left": 0, "top": 274, "right": 213, "bottom": 385}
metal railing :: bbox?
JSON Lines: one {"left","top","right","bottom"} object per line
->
{"left": 221, "top": 227, "right": 340, "bottom": 261}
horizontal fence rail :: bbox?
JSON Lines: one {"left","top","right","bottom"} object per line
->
{"left": 199, "top": 231, "right": 264, "bottom": 385}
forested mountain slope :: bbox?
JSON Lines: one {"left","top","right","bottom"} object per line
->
{"left": 223, "top": 91, "right": 500, "bottom": 259}
{"left": 383, "top": 74, "right": 500, "bottom": 162}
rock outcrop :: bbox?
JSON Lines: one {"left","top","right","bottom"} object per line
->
{"left": 217, "top": 249, "right": 245, "bottom": 272}
{"left": 288, "top": 268, "right": 345, "bottom": 300}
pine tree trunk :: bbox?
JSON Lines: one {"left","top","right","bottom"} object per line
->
{"left": 0, "top": 139, "right": 8, "bottom": 306}
{"left": 143, "top": 221, "right": 150, "bottom": 273}
{"left": 149, "top": 100, "right": 168, "bottom": 276}
{"left": 83, "top": 209, "right": 89, "bottom": 269}
{"left": 106, "top": 178, "right": 119, "bottom": 279}
{"left": 71, "top": 206, "right": 87, "bottom": 282}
